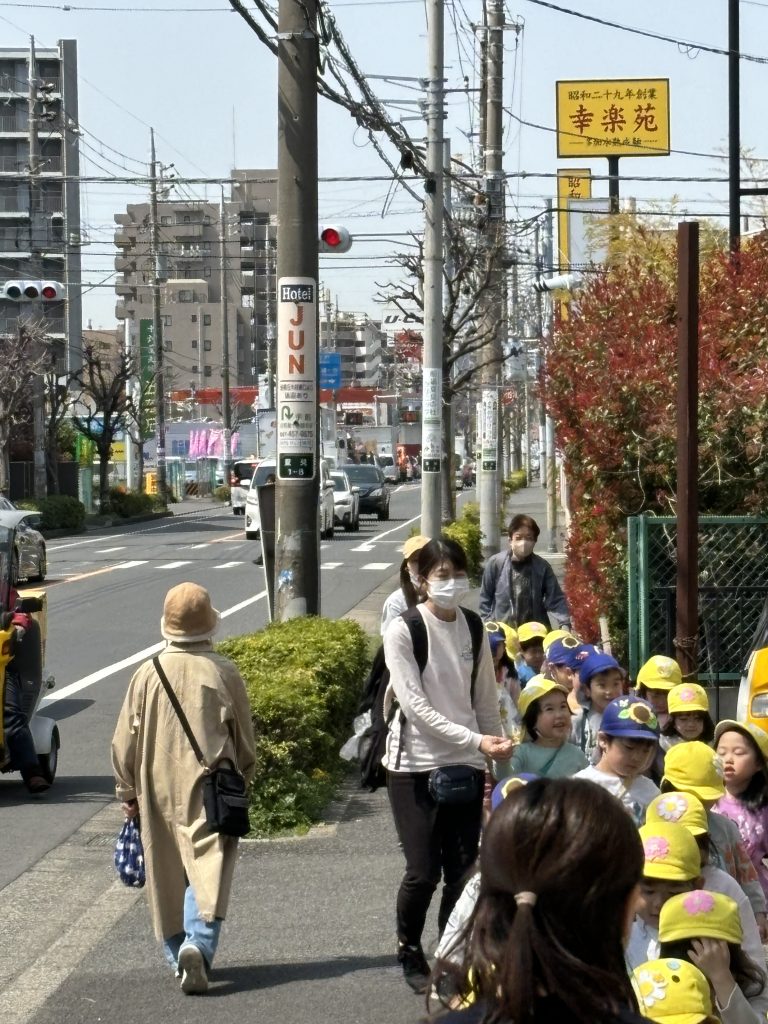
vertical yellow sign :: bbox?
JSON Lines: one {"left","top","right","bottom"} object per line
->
{"left": 557, "top": 169, "right": 592, "bottom": 270}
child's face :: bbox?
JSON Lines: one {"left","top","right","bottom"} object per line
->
{"left": 549, "top": 663, "right": 574, "bottom": 692}
{"left": 645, "top": 688, "right": 670, "bottom": 715}
{"left": 674, "top": 712, "right": 705, "bottom": 741}
{"left": 717, "top": 729, "right": 762, "bottom": 793}
{"left": 586, "top": 669, "right": 623, "bottom": 711}
{"left": 492, "top": 643, "right": 505, "bottom": 666}
{"left": 522, "top": 642, "right": 544, "bottom": 672}
{"left": 636, "top": 878, "right": 695, "bottom": 929}
{"left": 599, "top": 735, "right": 656, "bottom": 780}
{"left": 533, "top": 692, "right": 571, "bottom": 743}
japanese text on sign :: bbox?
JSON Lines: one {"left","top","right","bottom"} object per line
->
{"left": 556, "top": 79, "right": 670, "bottom": 159}
{"left": 277, "top": 277, "right": 317, "bottom": 480}
{"left": 422, "top": 368, "right": 442, "bottom": 473}
{"left": 557, "top": 168, "right": 591, "bottom": 269}
{"left": 481, "top": 389, "right": 498, "bottom": 473}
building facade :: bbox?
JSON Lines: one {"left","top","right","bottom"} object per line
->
{"left": 319, "top": 309, "right": 385, "bottom": 387}
{"left": 0, "top": 39, "right": 82, "bottom": 372}
{"left": 114, "top": 169, "right": 277, "bottom": 391}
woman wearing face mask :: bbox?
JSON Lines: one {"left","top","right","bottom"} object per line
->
{"left": 479, "top": 513, "right": 571, "bottom": 631}
{"left": 380, "top": 535, "right": 429, "bottom": 636}
{"left": 382, "top": 536, "right": 515, "bottom": 994}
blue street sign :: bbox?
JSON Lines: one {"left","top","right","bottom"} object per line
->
{"left": 319, "top": 351, "right": 342, "bottom": 390}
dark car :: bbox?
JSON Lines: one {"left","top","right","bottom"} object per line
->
{"left": 343, "top": 463, "right": 390, "bottom": 520}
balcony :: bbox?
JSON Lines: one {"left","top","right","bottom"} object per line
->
{"left": 43, "top": 317, "right": 65, "bottom": 336}
{"left": 114, "top": 212, "right": 133, "bottom": 227}
{"left": 115, "top": 254, "right": 135, "bottom": 272}
{"left": 41, "top": 195, "right": 63, "bottom": 214}
{"left": 171, "top": 222, "right": 204, "bottom": 239}
{"left": 115, "top": 302, "right": 128, "bottom": 320}
{"left": 115, "top": 231, "right": 134, "bottom": 248}
{"left": 0, "top": 156, "right": 24, "bottom": 173}
{"left": 0, "top": 194, "right": 28, "bottom": 216}
{"left": 40, "top": 155, "right": 62, "bottom": 173}
{"left": 115, "top": 277, "right": 135, "bottom": 298}
{"left": 0, "top": 116, "right": 23, "bottom": 134}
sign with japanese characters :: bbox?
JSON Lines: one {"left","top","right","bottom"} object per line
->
{"left": 481, "top": 389, "right": 498, "bottom": 473}
{"left": 422, "top": 367, "right": 442, "bottom": 473}
{"left": 556, "top": 79, "right": 670, "bottom": 158}
{"left": 277, "top": 277, "right": 317, "bottom": 479}
{"left": 557, "top": 169, "right": 591, "bottom": 269}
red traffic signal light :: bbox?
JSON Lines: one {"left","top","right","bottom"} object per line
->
{"left": 318, "top": 225, "right": 352, "bottom": 253}
{"left": 1, "top": 280, "right": 64, "bottom": 301}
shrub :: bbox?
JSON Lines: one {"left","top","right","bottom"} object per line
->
{"left": 217, "top": 616, "right": 369, "bottom": 836}
{"left": 214, "top": 485, "right": 230, "bottom": 503}
{"left": 443, "top": 503, "right": 483, "bottom": 583}
{"left": 107, "top": 488, "right": 155, "bottom": 518}
{"left": 502, "top": 470, "right": 527, "bottom": 496}
{"left": 38, "top": 495, "right": 85, "bottom": 532}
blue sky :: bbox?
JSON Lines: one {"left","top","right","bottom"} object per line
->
{"left": 8, "top": 0, "right": 768, "bottom": 326}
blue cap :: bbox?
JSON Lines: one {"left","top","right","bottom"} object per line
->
{"left": 487, "top": 629, "right": 506, "bottom": 652}
{"left": 578, "top": 650, "right": 622, "bottom": 687}
{"left": 600, "top": 695, "right": 659, "bottom": 740}
{"left": 547, "top": 635, "right": 586, "bottom": 667}
{"left": 490, "top": 774, "right": 539, "bottom": 811}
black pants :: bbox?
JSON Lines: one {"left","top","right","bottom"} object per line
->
{"left": 387, "top": 770, "right": 484, "bottom": 947}
{"left": 4, "top": 670, "right": 38, "bottom": 779}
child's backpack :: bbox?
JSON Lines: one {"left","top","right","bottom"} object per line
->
{"left": 357, "top": 606, "right": 485, "bottom": 791}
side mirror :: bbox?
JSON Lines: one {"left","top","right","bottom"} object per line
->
{"left": 351, "top": 486, "right": 360, "bottom": 494}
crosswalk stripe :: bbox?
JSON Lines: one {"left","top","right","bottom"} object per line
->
{"left": 156, "top": 561, "right": 193, "bottom": 570}
{"left": 361, "top": 562, "right": 393, "bottom": 570}
{"left": 96, "top": 546, "right": 126, "bottom": 554}
{"left": 114, "top": 561, "right": 148, "bottom": 570}
{"left": 322, "top": 562, "right": 344, "bottom": 569}
{"left": 213, "top": 561, "right": 244, "bottom": 569}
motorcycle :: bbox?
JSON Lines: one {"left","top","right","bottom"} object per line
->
{"left": 0, "top": 523, "right": 58, "bottom": 785}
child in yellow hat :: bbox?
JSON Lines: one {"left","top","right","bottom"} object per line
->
{"left": 496, "top": 677, "right": 587, "bottom": 780}
{"left": 636, "top": 655, "right": 682, "bottom": 724}
{"left": 714, "top": 721, "right": 768, "bottom": 908}
{"left": 515, "top": 621, "right": 547, "bottom": 685}
{"left": 660, "top": 684, "right": 715, "bottom": 752}
{"left": 661, "top": 742, "right": 767, "bottom": 932}
{"left": 633, "top": 959, "right": 719, "bottom": 1024}
{"left": 658, "top": 890, "right": 768, "bottom": 1024}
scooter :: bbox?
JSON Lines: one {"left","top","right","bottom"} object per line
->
{"left": 0, "top": 524, "right": 58, "bottom": 784}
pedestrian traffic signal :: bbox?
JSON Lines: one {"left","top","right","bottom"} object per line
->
{"left": 318, "top": 226, "right": 352, "bottom": 253}
{"left": 1, "top": 280, "right": 65, "bottom": 301}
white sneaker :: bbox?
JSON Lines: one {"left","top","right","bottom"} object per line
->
{"left": 178, "top": 945, "right": 208, "bottom": 995}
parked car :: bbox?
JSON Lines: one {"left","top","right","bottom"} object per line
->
{"left": 244, "top": 458, "right": 336, "bottom": 540}
{"left": 330, "top": 471, "right": 360, "bottom": 532}
{"left": 342, "top": 463, "right": 390, "bottom": 520}
{"left": 0, "top": 510, "right": 46, "bottom": 581}
{"left": 230, "top": 458, "right": 260, "bottom": 516}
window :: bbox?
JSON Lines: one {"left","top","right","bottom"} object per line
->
{"left": 204, "top": 365, "right": 212, "bottom": 377}
{"left": 190, "top": 314, "right": 197, "bottom": 323}
{"left": 203, "top": 214, "right": 212, "bottom": 226}
{"left": 183, "top": 215, "right": 190, "bottom": 223}
{"left": 164, "top": 340, "right": 172, "bottom": 351}
{"left": 203, "top": 314, "right": 211, "bottom": 326}
{"left": 178, "top": 289, "right": 193, "bottom": 302}
{"left": 192, "top": 364, "right": 198, "bottom": 374}
{"left": 204, "top": 339, "right": 212, "bottom": 352}
{"left": 203, "top": 267, "right": 211, "bottom": 279}
{"left": 242, "top": 293, "right": 254, "bottom": 308}
{"left": 160, "top": 215, "right": 172, "bottom": 226}
{"left": 191, "top": 339, "right": 198, "bottom": 349}
{"left": 162, "top": 315, "right": 172, "bottom": 327}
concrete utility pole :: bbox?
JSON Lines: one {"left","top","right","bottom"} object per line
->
{"left": 219, "top": 188, "right": 233, "bottom": 484}
{"left": 28, "top": 37, "right": 47, "bottom": 502}
{"left": 478, "top": 0, "right": 504, "bottom": 559}
{"left": 728, "top": 0, "right": 740, "bottom": 253}
{"left": 275, "top": 0, "right": 320, "bottom": 619}
{"left": 420, "top": 0, "right": 445, "bottom": 539}
{"left": 543, "top": 199, "right": 558, "bottom": 552}
{"left": 535, "top": 218, "right": 546, "bottom": 486}
{"left": 149, "top": 128, "right": 167, "bottom": 505}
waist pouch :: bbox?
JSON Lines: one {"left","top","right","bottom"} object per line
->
{"left": 202, "top": 765, "right": 250, "bottom": 838}
{"left": 428, "top": 764, "right": 483, "bottom": 805}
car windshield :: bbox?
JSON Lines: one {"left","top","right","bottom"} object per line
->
{"left": 233, "top": 461, "right": 258, "bottom": 483}
{"left": 378, "top": 455, "right": 394, "bottom": 466}
{"left": 331, "top": 476, "right": 347, "bottom": 492}
{"left": 344, "top": 465, "right": 381, "bottom": 483}
{"left": 252, "top": 464, "right": 277, "bottom": 487}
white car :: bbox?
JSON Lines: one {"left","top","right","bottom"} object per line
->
{"left": 377, "top": 453, "right": 400, "bottom": 484}
{"left": 230, "top": 459, "right": 260, "bottom": 516}
{"left": 245, "top": 459, "right": 336, "bottom": 541}
{"left": 330, "top": 471, "right": 360, "bottom": 532}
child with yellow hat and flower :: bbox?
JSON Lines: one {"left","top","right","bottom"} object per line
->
{"left": 660, "top": 684, "right": 715, "bottom": 752}
{"left": 661, "top": 742, "right": 767, "bottom": 933}
{"left": 495, "top": 677, "right": 587, "bottom": 779}
{"left": 714, "top": 721, "right": 768, "bottom": 906}
{"left": 633, "top": 958, "right": 719, "bottom": 1024}
{"left": 658, "top": 889, "right": 768, "bottom": 1024}
{"left": 515, "top": 621, "right": 547, "bottom": 685}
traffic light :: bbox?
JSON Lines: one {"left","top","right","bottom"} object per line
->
{"left": 318, "top": 225, "right": 352, "bottom": 253}
{"left": 1, "top": 280, "right": 65, "bottom": 301}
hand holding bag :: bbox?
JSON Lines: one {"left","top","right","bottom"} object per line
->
{"left": 114, "top": 815, "right": 146, "bottom": 888}
{"left": 153, "top": 656, "right": 251, "bottom": 838}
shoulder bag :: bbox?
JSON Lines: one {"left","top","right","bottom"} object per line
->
{"left": 153, "top": 656, "right": 250, "bottom": 838}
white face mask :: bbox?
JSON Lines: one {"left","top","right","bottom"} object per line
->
{"left": 427, "top": 577, "right": 470, "bottom": 609}
{"left": 511, "top": 538, "right": 535, "bottom": 561}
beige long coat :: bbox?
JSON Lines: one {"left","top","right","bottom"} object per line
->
{"left": 111, "top": 642, "right": 256, "bottom": 940}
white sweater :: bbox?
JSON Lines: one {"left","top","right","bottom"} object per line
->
{"left": 382, "top": 604, "right": 502, "bottom": 772}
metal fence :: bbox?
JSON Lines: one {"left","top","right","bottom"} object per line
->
{"left": 627, "top": 516, "right": 768, "bottom": 684}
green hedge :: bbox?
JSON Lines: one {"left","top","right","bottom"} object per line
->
{"left": 444, "top": 501, "right": 483, "bottom": 583}
{"left": 502, "top": 470, "right": 528, "bottom": 497}
{"left": 107, "top": 488, "right": 155, "bottom": 518}
{"left": 217, "top": 616, "right": 369, "bottom": 836}
{"left": 38, "top": 495, "right": 86, "bottom": 532}
{"left": 214, "top": 485, "right": 231, "bottom": 503}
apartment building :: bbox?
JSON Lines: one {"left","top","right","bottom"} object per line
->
{"left": 114, "top": 169, "right": 277, "bottom": 391}
{"left": 0, "top": 40, "right": 82, "bottom": 371}
{"left": 319, "top": 310, "right": 386, "bottom": 387}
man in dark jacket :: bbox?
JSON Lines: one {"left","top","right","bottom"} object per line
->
{"left": 478, "top": 513, "right": 571, "bottom": 629}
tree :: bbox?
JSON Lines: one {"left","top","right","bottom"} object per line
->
{"left": 70, "top": 344, "right": 139, "bottom": 513}
{"left": 0, "top": 320, "right": 51, "bottom": 496}
{"left": 43, "top": 352, "right": 74, "bottom": 494}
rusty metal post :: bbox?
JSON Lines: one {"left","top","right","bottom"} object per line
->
{"left": 675, "top": 221, "right": 699, "bottom": 678}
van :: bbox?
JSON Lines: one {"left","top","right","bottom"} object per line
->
{"left": 230, "top": 459, "right": 260, "bottom": 516}
{"left": 244, "top": 459, "right": 336, "bottom": 540}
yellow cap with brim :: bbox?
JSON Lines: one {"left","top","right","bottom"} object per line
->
{"left": 646, "top": 792, "right": 708, "bottom": 837}
{"left": 662, "top": 741, "right": 725, "bottom": 802}
{"left": 633, "top": 959, "right": 717, "bottom": 1024}
{"left": 517, "top": 677, "right": 568, "bottom": 721}
{"left": 402, "top": 534, "right": 430, "bottom": 561}
{"left": 639, "top": 822, "right": 701, "bottom": 881}
{"left": 659, "top": 890, "right": 742, "bottom": 946}
{"left": 542, "top": 629, "right": 573, "bottom": 652}
{"left": 485, "top": 620, "right": 519, "bottom": 658}
{"left": 518, "top": 621, "right": 548, "bottom": 645}
{"left": 714, "top": 720, "right": 768, "bottom": 763}
{"left": 637, "top": 655, "right": 683, "bottom": 691}
{"left": 668, "top": 684, "right": 709, "bottom": 715}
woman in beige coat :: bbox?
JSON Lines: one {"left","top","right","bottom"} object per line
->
{"left": 112, "top": 582, "right": 256, "bottom": 995}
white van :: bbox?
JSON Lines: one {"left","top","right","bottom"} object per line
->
{"left": 244, "top": 459, "right": 336, "bottom": 540}
{"left": 230, "top": 459, "right": 260, "bottom": 516}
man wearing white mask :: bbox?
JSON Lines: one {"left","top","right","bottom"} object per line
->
{"left": 382, "top": 536, "right": 514, "bottom": 994}
{"left": 479, "top": 513, "right": 571, "bottom": 630}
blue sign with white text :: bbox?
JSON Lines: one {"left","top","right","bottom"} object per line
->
{"left": 319, "top": 352, "right": 342, "bottom": 390}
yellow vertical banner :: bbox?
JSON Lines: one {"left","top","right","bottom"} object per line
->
{"left": 557, "top": 169, "right": 592, "bottom": 270}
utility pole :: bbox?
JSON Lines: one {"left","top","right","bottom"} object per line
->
{"left": 442, "top": 137, "right": 455, "bottom": 523}
{"left": 420, "top": 0, "right": 445, "bottom": 539}
{"left": 266, "top": 235, "right": 276, "bottom": 408}
{"left": 535, "top": 218, "right": 546, "bottom": 486}
{"left": 149, "top": 128, "right": 167, "bottom": 505}
{"left": 478, "top": 0, "right": 504, "bottom": 559}
{"left": 543, "top": 199, "right": 558, "bottom": 552}
{"left": 28, "top": 37, "right": 47, "bottom": 502}
{"left": 219, "top": 188, "right": 233, "bottom": 484}
{"left": 728, "top": 0, "right": 740, "bottom": 252}
{"left": 275, "top": 0, "right": 320, "bottom": 619}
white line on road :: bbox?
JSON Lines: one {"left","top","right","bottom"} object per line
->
{"left": 114, "top": 560, "right": 147, "bottom": 570}
{"left": 96, "top": 546, "right": 126, "bottom": 554}
{"left": 43, "top": 589, "right": 268, "bottom": 705}
{"left": 213, "top": 561, "right": 244, "bottom": 569}
{"left": 350, "top": 544, "right": 375, "bottom": 552}
{"left": 155, "top": 560, "right": 192, "bottom": 570}
{"left": 188, "top": 542, "right": 210, "bottom": 549}
{"left": 322, "top": 562, "right": 344, "bottom": 569}
{"left": 361, "top": 562, "right": 392, "bottom": 570}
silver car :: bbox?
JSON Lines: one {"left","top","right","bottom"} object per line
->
{"left": 0, "top": 510, "right": 47, "bottom": 582}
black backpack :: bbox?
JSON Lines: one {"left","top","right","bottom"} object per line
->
{"left": 357, "top": 606, "right": 485, "bottom": 791}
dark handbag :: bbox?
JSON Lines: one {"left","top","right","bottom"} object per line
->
{"left": 153, "top": 657, "right": 250, "bottom": 838}
{"left": 428, "top": 764, "right": 483, "bottom": 805}
{"left": 114, "top": 814, "right": 146, "bottom": 888}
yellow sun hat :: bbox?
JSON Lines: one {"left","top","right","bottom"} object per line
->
{"left": 637, "top": 655, "right": 683, "bottom": 692}
{"left": 402, "top": 534, "right": 430, "bottom": 560}
{"left": 542, "top": 629, "right": 573, "bottom": 653}
{"left": 662, "top": 742, "right": 725, "bottom": 802}
{"left": 714, "top": 720, "right": 768, "bottom": 763}
{"left": 646, "top": 792, "right": 709, "bottom": 837}
{"left": 659, "top": 890, "right": 742, "bottom": 946}
{"left": 517, "top": 676, "right": 568, "bottom": 721}
{"left": 639, "top": 822, "right": 701, "bottom": 882}
{"left": 668, "top": 684, "right": 710, "bottom": 716}
{"left": 632, "top": 959, "right": 717, "bottom": 1024}
{"left": 485, "top": 620, "right": 519, "bottom": 659}
{"left": 517, "top": 621, "right": 548, "bottom": 645}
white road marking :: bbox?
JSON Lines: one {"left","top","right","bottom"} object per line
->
{"left": 189, "top": 543, "right": 210, "bottom": 549}
{"left": 322, "top": 562, "right": 344, "bottom": 569}
{"left": 96, "top": 546, "right": 126, "bottom": 554}
{"left": 350, "top": 544, "right": 375, "bottom": 552}
{"left": 43, "top": 589, "right": 268, "bottom": 704}
{"left": 213, "top": 561, "right": 244, "bottom": 569}
{"left": 361, "top": 562, "right": 392, "bottom": 570}
{"left": 155, "top": 560, "right": 192, "bottom": 570}
{"left": 114, "top": 560, "right": 147, "bottom": 570}
{"left": 47, "top": 509, "right": 225, "bottom": 552}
